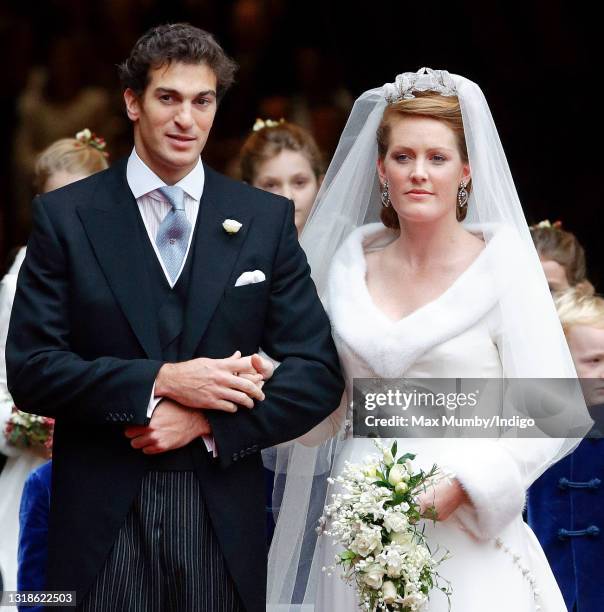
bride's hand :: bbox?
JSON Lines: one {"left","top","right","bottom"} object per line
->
{"left": 416, "top": 478, "right": 470, "bottom": 522}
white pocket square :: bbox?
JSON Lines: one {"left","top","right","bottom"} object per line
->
{"left": 234, "top": 270, "right": 266, "bottom": 287}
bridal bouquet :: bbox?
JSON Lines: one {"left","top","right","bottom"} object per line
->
{"left": 320, "top": 441, "right": 452, "bottom": 611}
{"left": 4, "top": 407, "right": 54, "bottom": 457}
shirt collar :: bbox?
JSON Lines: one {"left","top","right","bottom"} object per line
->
{"left": 126, "top": 147, "right": 205, "bottom": 201}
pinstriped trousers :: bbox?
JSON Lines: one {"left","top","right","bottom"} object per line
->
{"left": 79, "top": 472, "right": 244, "bottom": 612}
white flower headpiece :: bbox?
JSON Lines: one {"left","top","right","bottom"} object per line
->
{"left": 381, "top": 67, "right": 457, "bottom": 103}
{"left": 530, "top": 219, "right": 563, "bottom": 230}
{"left": 252, "top": 118, "right": 285, "bottom": 132}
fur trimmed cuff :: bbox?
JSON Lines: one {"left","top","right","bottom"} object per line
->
{"left": 440, "top": 440, "right": 526, "bottom": 540}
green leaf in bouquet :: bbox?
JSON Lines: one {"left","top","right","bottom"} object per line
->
{"left": 397, "top": 452, "right": 416, "bottom": 463}
{"left": 373, "top": 479, "right": 394, "bottom": 489}
{"left": 391, "top": 440, "right": 397, "bottom": 458}
{"left": 339, "top": 550, "right": 356, "bottom": 561}
{"left": 407, "top": 507, "right": 421, "bottom": 524}
{"left": 391, "top": 492, "right": 405, "bottom": 506}
{"left": 408, "top": 470, "right": 427, "bottom": 489}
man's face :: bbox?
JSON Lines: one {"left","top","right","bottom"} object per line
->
{"left": 124, "top": 61, "right": 218, "bottom": 183}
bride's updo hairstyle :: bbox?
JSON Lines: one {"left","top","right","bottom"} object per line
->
{"left": 240, "top": 120, "right": 324, "bottom": 184}
{"left": 376, "top": 91, "right": 470, "bottom": 228}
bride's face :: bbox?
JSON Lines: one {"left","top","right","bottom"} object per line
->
{"left": 377, "top": 116, "right": 470, "bottom": 224}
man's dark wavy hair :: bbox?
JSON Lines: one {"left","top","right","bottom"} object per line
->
{"left": 118, "top": 23, "right": 237, "bottom": 101}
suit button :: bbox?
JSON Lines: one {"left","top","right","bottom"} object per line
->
{"left": 232, "top": 453, "right": 238, "bottom": 462}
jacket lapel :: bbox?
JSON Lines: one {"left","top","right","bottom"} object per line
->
{"left": 77, "top": 160, "right": 162, "bottom": 360}
{"left": 180, "top": 166, "right": 252, "bottom": 359}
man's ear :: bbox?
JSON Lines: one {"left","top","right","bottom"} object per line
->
{"left": 123, "top": 88, "right": 141, "bottom": 122}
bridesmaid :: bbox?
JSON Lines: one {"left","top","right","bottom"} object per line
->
{"left": 530, "top": 220, "right": 588, "bottom": 293}
{"left": 0, "top": 130, "right": 108, "bottom": 602}
{"left": 240, "top": 118, "right": 324, "bottom": 233}
{"left": 239, "top": 119, "right": 324, "bottom": 541}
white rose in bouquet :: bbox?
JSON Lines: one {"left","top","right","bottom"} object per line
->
{"left": 362, "top": 563, "right": 386, "bottom": 589}
{"left": 350, "top": 525, "right": 382, "bottom": 557}
{"left": 395, "top": 481, "right": 409, "bottom": 494}
{"left": 387, "top": 463, "right": 405, "bottom": 486}
{"left": 380, "top": 547, "right": 406, "bottom": 578}
{"left": 382, "top": 580, "right": 398, "bottom": 605}
{"left": 383, "top": 511, "right": 408, "bottom": 534}
{"left": 391, "top": 530, "right": 415, "bottom": 551}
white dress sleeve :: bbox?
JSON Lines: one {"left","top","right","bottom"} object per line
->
{"left": 438, "top": 307, "right": 575, "bottom": 540}
{"left": 0, "top": 248, "right": 26, "bottom": 456}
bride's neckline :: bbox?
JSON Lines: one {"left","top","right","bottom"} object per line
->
{"left": 360, "top": 233, "right": 489, "bottom": 326}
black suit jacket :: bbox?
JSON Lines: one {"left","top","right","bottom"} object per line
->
{"left": 6, "top": 159, "right": 343, "bottom": 611}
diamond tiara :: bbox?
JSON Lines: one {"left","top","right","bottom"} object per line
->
{"left": 382, "top": 67, "right": 457, "bottom": 103}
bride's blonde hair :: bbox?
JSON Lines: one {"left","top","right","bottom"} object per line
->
{"left": 376, "top": 91, "right": 470, "bottom": 228}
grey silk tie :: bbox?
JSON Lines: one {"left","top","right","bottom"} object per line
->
{"left": 156, "top": 186, "right": 192, "bottom": 284}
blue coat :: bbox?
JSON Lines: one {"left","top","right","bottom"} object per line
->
{"left": 527, "top": 439, "right": 603, "bottom": 611}
{"left": 17, "top": 460, "right": 52, "bottom": 612}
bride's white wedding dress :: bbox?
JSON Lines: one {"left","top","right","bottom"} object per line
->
{"left": 312, "top": 223, "right": 566, "bottom": 612}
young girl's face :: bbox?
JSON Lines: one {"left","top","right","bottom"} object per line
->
{"left": 44, "top": 170, "right": 90, "bottom": 193}
{"left": 567, "top": 324, "right": 604, "bottom": 405}
{"left": 253, "top": 149, "right": 320, "bottom": 233}
{"left": 539, "top": 257, "right": 570, "bottom": 293}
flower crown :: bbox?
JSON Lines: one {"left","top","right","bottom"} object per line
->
{"left": 531, "top": 219, "right": 563, "bottom": 230}
{"left": 75, "top": 128, "right": 109, "bottom": 158}
{"left": 252, "top": 117, "right": 285, "bottom": 132}
{"left": 382, "top": 67, "right": 457, "bottom": 103}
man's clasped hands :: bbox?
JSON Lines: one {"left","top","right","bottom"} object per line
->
{"left": 125, "top": 351, "right": 274, "bottom": 454}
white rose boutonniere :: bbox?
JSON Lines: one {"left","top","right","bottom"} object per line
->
{"left": 222, "top": 219, "right": 242, "bottom": 234}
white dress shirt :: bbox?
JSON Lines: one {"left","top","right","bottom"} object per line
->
{"left": 127, "top": 147, "right": 202, "bottom": 287}
{"left": 126, "top": 148, "right": 215, "bottom": 455}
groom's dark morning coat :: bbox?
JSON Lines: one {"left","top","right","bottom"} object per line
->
{"left": 6, "top": 159, "right": 343, "bottom": 611}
